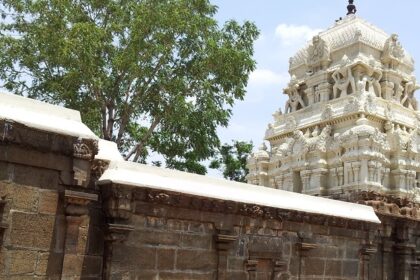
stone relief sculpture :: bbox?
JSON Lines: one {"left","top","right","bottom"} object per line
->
{"left": 364, "top": 94, "right": 376, "bottom": 114}
{"left": 381, "top": 34, "right": 404, "bottom": 69}
{"left": 321, "top": 104, "right": 333, "bottom": 120}
{"left": 357, "top": 60, "right": 382, "bottom": 97}
{"left": 332, "top": 55, "right": 356, "bottom": 98}
{"left": 307, "top": 35, "right": 331, "bottom": 73}
{"left": 401, "top": 78, "right": 419, "bottom": 109}
{"left": 384, "top": 104, "right": 395, "bottom": 121}
{"left": 284, "top": 76, "right": 305, "bottom": 113}
{"left": 394, "top": 84, "right": 404, "bottom": 103}
{"left": 285, "top": 116, "right": 297, "bottom": 131}
{"left": 73, "top": 137, "right": 94, "bottom": 160}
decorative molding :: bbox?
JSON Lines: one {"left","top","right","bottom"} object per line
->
{"left": 73, "top": 137, "right": 98, "bottom": 160}
{"left": 101, "top": 185, "right": 134, "bottom": 220}
{"left": 349, "top": 190, "right": 420, "bottom": 220}
{"left": 91, "top": 159, "right": 109, "bottom": 181}
{"left": 307, "top": 35, "right": 331, "bottom": 72}
{"left": 285, "top": 116, "right": 297, "bottom": 131}
{"left": 105, "top": 223, "right": 135, "bottom": 243}
{"left": 64, "top": 190, "right": 98, "bottom": 216}
{"left": 245, "top": 259, "right": 259, "bottom": 272}
{"left": 296, "top": 242, "right": 318, "bottom": 251}
{"left": 127, "top": 187, "right": 373, "bottom": 230}
{"left": 0, "top": 121, "right": 14, "bottom": 142}
{"left": 216, "top": 233, "right": 237, "bottom": 252}
{"left": 0, "top": 196, "right": 8, "bottom": 243}
{"left": 321, "top": 104, "right": 333, "bottom": 120}
{"left": 344, "top": 96, "right": 362, "bottom": 114}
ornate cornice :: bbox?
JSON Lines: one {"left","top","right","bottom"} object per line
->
{"left": 0, "top": 119, "right": 98, "bottom": 159}
{"left": 349, "top": 190, "right": 420, "bottom": 220}
{"left": 125, "top": 186, "right": 377, "bottom": 230}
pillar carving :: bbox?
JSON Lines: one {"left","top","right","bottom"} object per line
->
{"left": 360, "top": 244, "right": 377, "bottom": 280}
{"left": 215, "top": 231, "right": 237, "bottom": 280}
{"left": 344, "top": 162, "right": 352, "bottom": 184}
{"left": 62, "top": 190, "right": 98, "bottom": 279}
{"left": 300, "top": 170, "right": 311, "bottom": 193}
{"left": 368, "top": 161, "right": 375, "bottom": 182}
{"left": 275, "top": 174, "right": 284, "bottom": 190}
{"left": 337, "top": 167, "right": 344, "bottom": 186}
{"left": 283, "top": 172, "right": 293, "bottom": 192}
{"left": 329, "top": 168, "right": 338, "bottom": 187}
{"left": 381, "top": 81, "right": 395, "bottom": 101}
{"left": 394, "top": 243, "right": 415, "bottom": 280}
{"left": 318, "top": 82, "right": 332, "bottom": 102}
{"left": 305, "top": 87, "right": 315, "bottom": 105}
{"left": 0, "top": 198, "right": 7, "bottom": 245}
{"left": 352, "top": 162, "right": 361, "bottom": 184}
{"left": 374, "top": 162, "right": 382, "bottom": 183}
{"left": 100, "top": 185, "right": 135, "bottom": 280}
{"left": 392, "top": 169, "right": 407, "bottom": 191}
{"left": 382, "top": 240, "right": 394, "bottom": 280}
{"left": 310, "top": 168, "right": 328, "bottom": 194}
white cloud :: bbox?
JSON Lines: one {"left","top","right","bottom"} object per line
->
{"left": 275, "top": 24, "right": 322, "bottom": 46}
{"left": 248, "top": 69, "right": 288, "bottom": 87}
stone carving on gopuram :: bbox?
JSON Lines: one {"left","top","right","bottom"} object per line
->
{"left": 247, "top": 14, "right": 420, "bottom": 206}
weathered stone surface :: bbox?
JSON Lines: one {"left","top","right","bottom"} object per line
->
{"left": 9, "top": 211, "right": 55, "bottom": 250}
{"left": 35, "top": 252, "right": 50, "bottom": 276}
{"left": 157, "top": 248, "right": 175, "bottom": 270}
{"left": 181, "top": 233, "right": 212, "bottom": 249}
{"left": 62, "top": 254, "right": 102, "bottom": 277}
{"left": 38, "top": 190, "right": 59, "bottom": 215}
{"left": 158, "top": 272, "right": 215, "bottom": 280}
{"left": 176, "top": 249, "right": 217, "bottom": 271}
{"left": 111, "top": 245, "right": 156, "bottom": 271}
{"left": 8, "top": 250, "right": 37, "bottom": 275}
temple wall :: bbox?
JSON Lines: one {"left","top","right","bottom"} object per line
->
{"left": 0, "top": 119, "right": 103, "bottom": 280}
{"left": 101, "top": 184, "right": 379, "bottom": 280}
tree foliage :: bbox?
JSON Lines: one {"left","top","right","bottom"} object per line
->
{"left": 0, "top": 0, "right": 259, "bottom": 173}
{"left": 210, "top": 140, "right": 253, "bottom": 182}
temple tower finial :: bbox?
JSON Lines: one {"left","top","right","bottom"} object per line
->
{"left": 347, "top": 0, "right": 357, "bottom": 15}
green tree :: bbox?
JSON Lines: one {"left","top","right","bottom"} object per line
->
{"left": 0, "top": 0, "right": 259, "bottom": 174}
{"left": 210, "top": 140, "right": 253, "bottom": 182}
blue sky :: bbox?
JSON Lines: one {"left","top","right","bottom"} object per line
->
{"left": 212, "top": 0, "right": 420, "bottom": 151}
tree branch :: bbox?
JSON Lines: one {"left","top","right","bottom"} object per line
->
{"left": 125, "top": 116, "right": 161, "bottom": 161}
{"left": 105, "top": 103, "right": 114, "bottom": 140}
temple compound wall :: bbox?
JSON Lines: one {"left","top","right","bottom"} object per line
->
{"left": 0, "top": 94, "right": 420, "bottom": 279}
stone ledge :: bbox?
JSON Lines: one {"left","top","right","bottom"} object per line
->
{"left": 0, "top": 120, "right": 98, "bottom": 160}
{"left": 103, "top": 184, "right": 379, "bottom": 231}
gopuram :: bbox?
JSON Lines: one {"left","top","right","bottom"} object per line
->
{"left": 248, "top": 11, "right": 420, "bottom": 200}
{"left": 247, "top": 4, "right": 420, "bottom": 279}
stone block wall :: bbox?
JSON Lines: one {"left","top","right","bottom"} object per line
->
{"left": 0, "top": 179, "right": 63, "bottom": 279}
{"left": 0, "top": 120, "right": 103, "bottom": 279}
{"left": 101, "top": 185, "right": 380, "bottom": 280}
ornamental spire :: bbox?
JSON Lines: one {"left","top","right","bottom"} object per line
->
{"left": 347, "top": 0, "right": 357, "bottom": 15}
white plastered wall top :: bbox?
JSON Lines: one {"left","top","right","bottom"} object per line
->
{"left": 95, "top": 139, "right": 124, "bottom": 161}
{"left": 0, "top": 92, "right": 98, "bottom": 140}
{"left": 98, "top": 160, "right": 381, "bottom": 224}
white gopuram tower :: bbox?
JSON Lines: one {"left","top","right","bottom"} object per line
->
{"left": 247, "top": 15, "right": 420, "bottom": 199}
